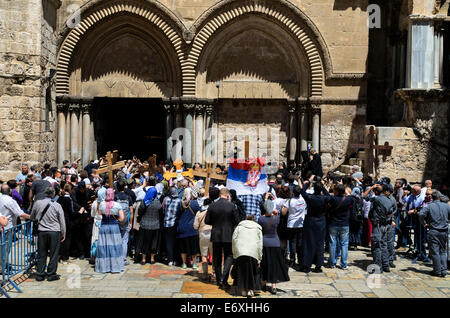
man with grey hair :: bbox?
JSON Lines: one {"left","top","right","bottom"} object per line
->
{"left": 30, "top": 186, "right": 66, "bottom": 281}
{"left": 419, "top": 190, "right": 450, "bottom": 278}
{"left": 0, "top": 184, "right": 31, "bottom": 274}
{"left": 0, "top": 184, "right": 30, "bottom": 229}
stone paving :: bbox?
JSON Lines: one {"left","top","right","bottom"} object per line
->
{"left": 2, "top": 247, "right": 449, "bottom": 298}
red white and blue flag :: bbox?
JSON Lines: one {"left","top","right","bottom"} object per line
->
{"left": 226, "top": 157, "right": 269, "bottom": 195}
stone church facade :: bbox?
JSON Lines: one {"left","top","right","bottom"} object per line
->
{"left": 0, "top": 0, "right": 448, "bottom": 184}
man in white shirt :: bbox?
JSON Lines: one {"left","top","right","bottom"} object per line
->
{"left": 421, "top": 180, "right": 432, "bottom": 196}
{"left": 0, "top": 184, "right": 31, "bottom": 272}
{"left": 0, "top": 185, "right": 30, "bottom": 230}
{"left": 282, "top": 186, "right": 307, "bottom": 268}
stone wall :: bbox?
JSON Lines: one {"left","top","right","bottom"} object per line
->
{"left": 376, "top": 96, "right": 449, "bottom": 185}
{"left": 216, "top": 99, "right": 288, "bottom": 167}
{"left": 0, "top": 0, "right": 59, "bottom": 181}
{"left": 320, "top": 103, "right": 367, "bottom": 172}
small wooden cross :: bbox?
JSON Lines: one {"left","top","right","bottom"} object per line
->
{"left": 350, "top": 126, "right": 393, "bottom": 174}
{"left": 162, "top": 159, "right": 194, "bottom": 181}
{"left": 96, "top": 150, "right": 126, "bottom": 188}
{"left": 193, "top": 161, "right": 227, "bottom": 197}
{"left": 142, "top": 154, "right": 157, "bottom": 177}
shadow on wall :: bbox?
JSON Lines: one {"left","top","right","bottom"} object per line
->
{"left": 333, "top": 0, "right": 369, "bottom": 11}
{"left": 417, "top": 100, "right": 450, "bottom": 186}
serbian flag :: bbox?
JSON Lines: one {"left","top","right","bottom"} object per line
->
{"left": 226, "top": 157, "right": 269, "bottom": 195}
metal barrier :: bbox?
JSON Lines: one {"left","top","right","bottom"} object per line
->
{"left": 1, "top": 221, "right": 37, "bottom": 298}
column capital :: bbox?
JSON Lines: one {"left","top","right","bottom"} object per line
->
{"left": 68, "top": 103, "right": 80, "bottom": 113}
{"left": 80, "top": 103, "right": 92, "bottom": 115}
{"left": 182, "top": 102, "right": 196, "bottom": 113}
{"left": 288, "top": 100, "right": 297, "bottom": 113}
{"left": 56, "top": 102, "right": 69, "bottom": 113}
{"left": 310, "top": 103, "right": 321, "bottom": 114}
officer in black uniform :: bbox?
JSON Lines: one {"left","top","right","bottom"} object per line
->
{"left": 418, "top": 190, "right": 450, "bottom": 278}
{"left": 363, "top": 184, "right": 396, "bottom": 273}
{"left": 386, "top": 184, "right": 398, "bottom": 268}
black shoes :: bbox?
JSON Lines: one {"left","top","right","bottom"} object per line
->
{"left": 35, "top": 275, "right": 45, "bottom": 282}
{"left": 269, "top": 287, "right": 277, "bottom": 295}
{"left": 313, "top": 267, "right": 323, "bottom": 273}
{"left": 47, "top": 275, "right": 60, "bottom": 282}
{"left": 389, "top": 262, "right": 396, "bottom": 268}
{"left": 430, "top": 271, "right": 446, "bottom": 278}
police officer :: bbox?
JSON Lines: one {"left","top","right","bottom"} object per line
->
{"left": 385, "top": 184, "right": 398, "bottom": 268}
{"left": 363, "top": 184, "right": 396, "bottom": 273}
{"left": 418, "top": 190, "right": 450, "bottom": 278}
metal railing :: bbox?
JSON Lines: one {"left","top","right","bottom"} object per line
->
{"left": 1, "top": 221, "right": 37, "bottom": 298}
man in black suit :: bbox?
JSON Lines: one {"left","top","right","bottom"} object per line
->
{"left": 205, "top": 188, "right": 240, "bottom": 288}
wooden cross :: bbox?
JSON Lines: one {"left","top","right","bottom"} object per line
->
{"left": 143, "top": 154, "right": 157, "bottom": 177}
{"left": 350, "top": 126, "right": 393, "bottom": 174}
{"left": 193, "top": 161, "right": 227, "bottom": 197}
{"left": 162, "top": 159, "right": 194, "bottom": 181}
{"left": 96, "top": 150, "right": 126, "bottom": 188}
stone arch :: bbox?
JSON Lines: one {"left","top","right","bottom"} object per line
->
{"left": 68, "top": 15, "right": 181, "bottom": 97}
{"left": 56, "top": 0, "right": 187, "bottom": 96}
{"left": 196, "top": 17, "right": 310, "bottom": 99}
{"left": 187, "top": 0, "right": 333, "bottom": 97}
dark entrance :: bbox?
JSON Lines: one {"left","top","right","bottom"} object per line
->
{"left": 93, "top": 97, "right": 166, "bottom": 161}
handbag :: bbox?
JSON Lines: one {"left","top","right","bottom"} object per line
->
{"left": 32, "top": 202, "right": 51, "bottom": 236}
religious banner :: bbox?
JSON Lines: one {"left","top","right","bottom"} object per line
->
{"left": 226, "top": 157, "right": 269, "bottom": 195}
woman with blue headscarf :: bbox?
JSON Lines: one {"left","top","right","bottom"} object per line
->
{"left": 136, "top": 187, "right": 162, "bottom": 265}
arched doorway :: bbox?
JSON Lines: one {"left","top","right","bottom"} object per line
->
{"left": 56, "top": 5, "right": 183, "bottom": 165}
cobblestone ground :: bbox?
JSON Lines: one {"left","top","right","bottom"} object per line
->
{"left": 2, "top": 247, "right": 449, "bottom": 298}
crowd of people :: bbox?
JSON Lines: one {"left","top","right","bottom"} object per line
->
{"left": 0, "top": 153, "right": 449, "bottom": 297}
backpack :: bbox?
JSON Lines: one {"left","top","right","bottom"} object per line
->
{"left": 350, "top": 196, "right": 364, "bottom": 222}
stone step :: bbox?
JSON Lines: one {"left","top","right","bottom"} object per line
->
{"left": 349, "top": 158, "right": 365, "bottom": 167}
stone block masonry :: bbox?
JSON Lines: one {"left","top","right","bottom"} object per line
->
{"left": 0, "top": 0, "right": 60, "bottom": 181}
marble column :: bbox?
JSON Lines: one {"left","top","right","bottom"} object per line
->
{"left": 205, "top": 104, "right": 214, "bottom": 162}
{"left": 81, "top": 104, "right": 91, "bottom": 166}
{"left": 164, "top": 104, "right": 173, "bottom": 161}
{"left": 194, "top": 104, "right": 205, "bottom": 164}
{"left": 89, "top": 117, "right": 96, "bottom": 161}
{"left": 65, "top": 111, "right": 71, "bottom": 162}
{"left": 57, "top": 103, "right": 66, "bottom": 167}
{"left": 288, "top": 101, "right": 297, "bottom": 161}
{"left": 298, "top": 105, "right": 308, "bottom": 152}
{"left": 409, "top": 20, "right": 435, "bottom": 88}
{"left": 69, "top": 104, "right": 80, "bottom": 162}
{"left": 311, "top": 104, "right": 320, "bottom": 153}
{"left": 183, "top": 103, "right": 194, "bottom": 166}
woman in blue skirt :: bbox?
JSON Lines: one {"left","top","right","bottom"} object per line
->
{"left": 95, "top": 188, "right": 125, "bottom": 273}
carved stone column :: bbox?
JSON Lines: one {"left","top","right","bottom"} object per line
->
{"left": 288, "top": 101, "right": 297, "bottom": 161}
{"left": 205, "top": 103, "right": 214, "bottom": 162}
{"left": 194, "top": 104, "right": 205, "bottom": 164}
{"left": 56, "top": 103, "right": 67, "bottom": 166}
{"left": 164, "top": 102, "right": 173, "bottom": 161}
{"left": 81, "top": 103, "right": 91, "bottom": 167}
{"left": 298, "top": 103, "right": 309, "bottom": 152}
{"left": 69, "top": 103, "right": 80, "bottom": 162}
{"left": 183, "top": 102, "right": 195, "bottom": 166}
{"left": 311, "top": 104, "right": 321, "bottom": 153}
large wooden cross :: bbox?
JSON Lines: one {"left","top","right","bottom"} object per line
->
{"left": 96, "top": 150, "right": 126, "bottom": 187}
{"left": 350, "top": 126, "right": 393, "bottom": 174}
{"left": 193, "top": 161, "right": 227, "bottom": 197}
